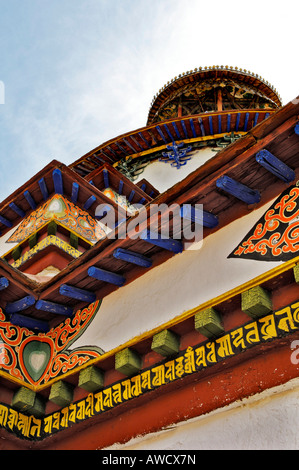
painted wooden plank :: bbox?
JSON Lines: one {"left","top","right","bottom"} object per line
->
{"left": 180, "top": 205, "right": 218, "bottom": 228}
{"left": 138, "top": 132, "right": 151, "bottom": 148}
{"left": 38, "top": 177, "right": 49, "bottom": 200}
{"left": 235, "top": 113, "right": 240, "bottom": 131}
{"left": 227, "top": 114, "right": 231, "bottom": 132}
{"left": 0, "top": 215, "right": 12, "bottom": 228}
{"left": 0, "top": 277, "right": 9, "bottom": 290}
{"left": 208, "top": 116, "right": 213, "bottom": 135}
{"left": 113, "top": 247, "right": 152, "bottom": 268}
{"left": 171, "top": 121, "right": 181, "bottom": 139}
{"left": 156, "top": 125, "right": 168, "bottom": 144}
{"left": 253, "top": 112, "right": 259, "bottom": 127}
{"left": 52, "top": 168, "right": 63, "bottom": 195}
{"left": 5, "top": 295, "right": 36, "bottom": 314}
{"left": 103, "top": 169, "right": 110, "bottom": 188}
{"left": 71, "top": 182, "right": 79, "bottom": 203}
{"left": 84, "top": 195, "right": 96, "bottom": 210}
{"left": 163, "top": 123, "right": 174, "bottom": 141}
{"left": 128, "top": 190, "right": 135, "bottom": 203}
{"left": 123, "top": 138, "right": 137, "bottom": 153}
{"left": 256, "top": 149, "right": 295, "bottom": 183}
{"left": 59, "top": 284, "right": 96, "bottom": 303}
{"left": 189, "top": 118, "right": 197, "bottom": 138}
{"left": 88, "top": 266, "right": 125, "bottom": 286}
{"left": 243, "top": 112, "right": 249, "bottom": 131}
{"left": 118, "top": 180, "right": 124, "bottom": 195}
{"left": 9, "top": 202, "right": 25, "bottom": 218}
{"left": 35, "top": 300, "right": 73, "bottom": 317}
{"left": 10, "top": 313, "right": 49, "bottom": 333}
{"left": 23, "top": 190, "right": 37, "bottom": 210}
{"left": 216, "top": 175, "right": 261, "bottom": 204}
{"left": 218, "top": 114, "right": 222, "bottom": 134}
{"left": 180, "top": 120, "right": 188, "bottom": 138}
{"left": 116, "top": 142, "right": 128, "bottom": 156}
{"left": 140, "top": 230, "right": 183, "bottom": 253}
{"left": 198, "top": 118, "right": 205, "bottom": 136}
{"left": 130, "top": 135, "right": 144, "bottom": 151}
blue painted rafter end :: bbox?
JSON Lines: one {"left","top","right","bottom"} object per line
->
{"left": 256, "top": 149, "right": 295, "bottom": 183}
{"left": 216, "top": 175, "right": 261, "bottom": 205}
{"left": 140, "top": 230, "right": 183, "bottom": 254}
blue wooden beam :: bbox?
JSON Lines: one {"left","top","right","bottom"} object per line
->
{"left": 5, "top": 295, "right": 36, "bottom": 314}
{"left": 118, "top": 180, "right": 124, "bottom": 195}
{"left": 113, "top": 248, "right": 152, "bottom": 268}
{"left": 156, "top": 125, "right": 167, "bottom": 144}
{"left": 123, "top": 138, "right": 137, "bottom": 153}
{"left": 253, "top": 112, "right": 259, "bottom": 127}
{"left": 255, "top": 149, "right": 295, "bottom": 183}
{"left": 216, "top": 176, "right": 261, "bottom": 204}
{"left": 71, "top": 182, "right": 79, "bottom": 204}
{"left": 138, "top": 132, "right": 151, "bottom": 149}
{"left": 180, "top": 205, "right": 219, "bottom": 229}
{"left": 23, "top": 190, "right": 36, "bottom": 210}
{"left": 171, "top": 122, "right": 181, "bottom": 139}
{"left": 88, "top": 266, "right": 125, "bottom": 286}
{"left": 140, "top": 230, "right": 183, "bottom": 253}
{"left": 218, "top": 115, "right": 222, "bottom": 134}
{"left": 52, "top": 169, "right": 63, "bottom": 195}
{"left": 84, "top": 195, "right": 96, "bottom": 210}
{"left": 163, "top": 123, "right": 174, "bottom": 141}
{"left": 227, "top": 114, "right": 231, "bottom": 132}
{"left": 35, "top": 299, "right": 73, "bottom": 317}
{"left": 181, "top": 120, "right": 188, "bottom": 138}
{"left": 235, "top": 113, "right": 240, "bottom": 131}
{"left": 10, "top": 313, "right": 49, "bottom": 333}
{"left": 208, "top": 116, "right": 213, "bottom": 135}
{"left": 116, "top": 142, "right": 128, "bottom": 156}
{"left": 59, "top": 284, "right": 96, "bottom": 303}
{"left": 198, "top": 118, "right": 205, "bottom": 136}
{"left": 128, "top": 190, "right": 135, "bottom": 203}
{"left": 0, "top": 277, "right": 9, "bottom": 290}
{"left": 9, "top": 202, "right": 25, "bottom": 218}
{"left": 0, "top": 215, "right": 12, "bottom": 228}
{"left": 130, "top": 135, "right": 144, "bottom": 151}
{"left": 38, "top": 177, "right": 49, "bottom": 200}
{"left": 189, "top": 119, "right": 197, "bottom": 138}
{"left": 103, "top": 169, "right": 110, "bottom": 188}
{"left": 243, "top": 112, "right": 249, "bottom": 131}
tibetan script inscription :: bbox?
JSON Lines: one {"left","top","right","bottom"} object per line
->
{"left": 2, "top": 299, "right": 299, "bottom": 441}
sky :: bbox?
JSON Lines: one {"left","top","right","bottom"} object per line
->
{"left": 0, "top": 0, "right": 298, "bottom": 201}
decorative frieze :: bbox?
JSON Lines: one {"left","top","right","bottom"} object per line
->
{"left": 2, "top": 297, "right": 299, "bottom": 441}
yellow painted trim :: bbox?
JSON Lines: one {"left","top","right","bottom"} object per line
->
{"left": 113, "top": 132, "right": 248, "bottom": 166}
